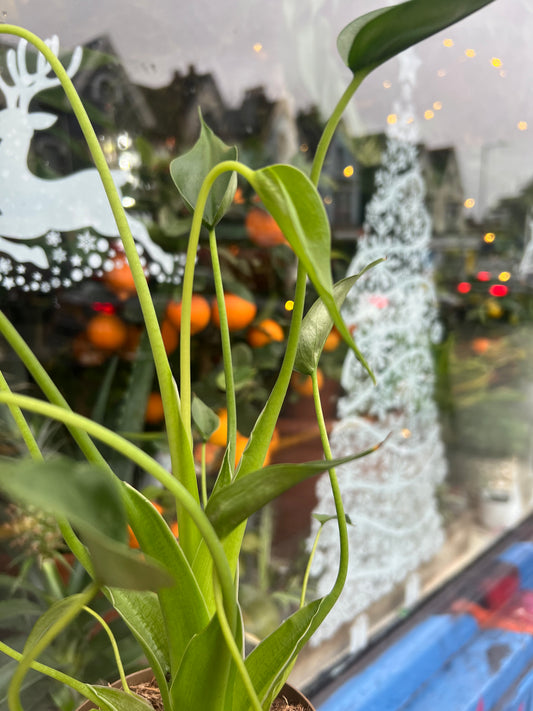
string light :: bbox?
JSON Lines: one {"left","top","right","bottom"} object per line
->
{"left": 464, "top": 198, "right": 476, "bottom": 208}
{"left": 484, "top": 232, "right": 496, "bottom": 243}
{"left": 343, "top": 165, "right": 355, "bottom": 178}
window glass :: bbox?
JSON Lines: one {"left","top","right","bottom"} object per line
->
{"left": 1, "top": 0, "right": 531, "bottom": 690}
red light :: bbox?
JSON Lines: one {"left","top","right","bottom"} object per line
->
{"left": 92, "top": 302, "right": 116, "bottom": 314}
{"left": 457, "top": 282, "right": 472, "bottom": 294}
{"left": 489, "top": 284, "right": 508, "bottom": 297}
{"left": 477, "top": 271, "right": 491, "bottom": 282}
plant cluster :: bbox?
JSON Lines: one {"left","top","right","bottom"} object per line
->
{"left": 0, "top": 2, "right": 495, "bottom": 710}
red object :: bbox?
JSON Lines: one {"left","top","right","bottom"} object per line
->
{"left": 457, "top": 282, "right": 472, "bottom": 294}
{"left": 477, "top": 271, "right": 491, "bottom": 281}
{"left": 489, "top": 284, "right": 508, "bottom": 297}
{"left": 91, "top": 302, "right": 116, "bottom": 315}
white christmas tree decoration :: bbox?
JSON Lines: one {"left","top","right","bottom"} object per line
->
{"left": 308, "top": 48, "right": 447, "bottom": 646}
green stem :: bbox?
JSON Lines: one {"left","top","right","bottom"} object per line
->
{"left": 209, "top": 227, "right": 237, "bottom": 471}
{"left": 179, "top": 160, "right": 254, "bottom": 440}
{"left": 0, "top": 25, "right": 182, "bottom": 517}
{"left": 310, "top": 72, "right": 365, "bottom": 187}
{"left": 41, "top": 559, "right": 65, "bottom": 600}
{"left": 237, "top": 263, "right": 307, "bottom": 477}
{"left": 0, "top": 310, "right": 107, "bottom": 470}
{"left": 8, "top": 582, "right": 99, "bottom": 711}
{"left": 201, "top": 441, "right": 208, "bottom": 508}
{"left": 0, "top": 640, "right": 101, "bottom": 707}
{"left": 0, "top": 371, "right": 42, "bottom": 460}
{"left": 300, "top": 524, "right": 324, "bottom": 608}
{"left": 0, "top": 391, "right": 238, "bottom": 633}
{"left": 213, "top": 577, "right": 262, "bottom": 711}
{"left": 310, "top": 368, "right": 349, "bottom": 612}
{"left": 82, "top": 606, "right": 132, "bottom": 696}
{"left": 0, "top": 314, "right": 93, "bottom": 571}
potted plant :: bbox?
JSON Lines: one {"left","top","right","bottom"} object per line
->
{"left": 0, "top": 2, "right": 495, "bottom": 709}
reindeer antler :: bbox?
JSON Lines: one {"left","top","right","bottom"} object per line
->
{"left": 0, "top": 36, "right": 82, "bottom": 110}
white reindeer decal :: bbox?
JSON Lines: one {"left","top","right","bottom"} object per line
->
{"left": 0, "top": 36, "right": 174, "bottom": 275}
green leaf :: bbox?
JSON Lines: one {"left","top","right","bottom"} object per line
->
{"left": 192, "top": 396, "right": 220, "bottom": 441}
{"left": 295, "top": 260, "right": 383, "bottom": 375}
{"left": 105, "top": 589, "right": 170, "bottom": 707}
{"left": 0, "top": 457, "right": 127, "bottom": 544}
{"left": 0, "top": 457, "right": 173, "bottom": 591}
{"left": 82, "top": 530, "right": 174, "bottom": 592}
{"left": 121, "top": 484, "right": 209, "bottom": 672}
{"left": 0, "top": 599, "right": 42, "bottom": 622}
{"left": 206, "top": 447, "right": 380, "bottom": 538}
{"left": 88, "top": 686, "right": 154, "bottom": 711}
{"left": 338, "top": 0, "right": 496, "bottom": 76}
{"left": 169, "top": 110, "right": 238, "bottom": 229}
{"left": 249, "top": 164, "right": 374, "bottom": 381}
{"left": 23, "top": 595, "right": 86, "bottom": 654}
{"left": 232, "top": 598, "right": 325, "bottom": 711}
{"left": 170, "top": 614, "right": 235, "bottom": 711}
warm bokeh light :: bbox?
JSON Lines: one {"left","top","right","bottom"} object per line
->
{"left": 401, "top": 429, "right": 412, "bottom": 439}
{"left": 443, "top": 38, "right": 454, "bottom": 47}
{"left": 498, "top": 271, "right": 511, "bottom": 282}
{"left": 323, "top": 195, "right": 333, "bottom": 205}
{"left": 433, "top": 101, "right": 443, "bottom": 110}
{"left": 464, "top": 198, "right": 476, "bottom": 208}
{"left": 491, "top": 57, "right": 502, "bottom": 68}
{"left": 300, "top": 143, "right": 309, "bottom": 152}
{"left": 437, "top": 69, "right": 447, "bottom": 77}
{"left": 284, "top": 300, "right": 294, "bottom": 311}
{"left": 457, "top": 282, "right": 472, "bottom": 294}
{"left": 489, "top": 284, "right": 508, "bottom": 297}
{"left": 387, "top": 113, "right": 398, "bottom": 125}
{"left": 484, "top": 232, "right": 496, "bottom": 243}
{"left": 424, "top": 110, "right": 435, "bottom": 120}
{"left": 383, "top": 80, "right": 392, "bottom": 89}
{"left": 477, "top": 271, "right": 491, "bottom": 282}
{"left": 343, "top": 165, "right": 355, "bottom": 178}
{"left": 518, "top": 121, "right": 528, "bottom": 131}
{"left": 253, "top": 43, "right": 263, "bottom": 53}
{"left": 465, "top": 48, "right": 476, "bottom": 58}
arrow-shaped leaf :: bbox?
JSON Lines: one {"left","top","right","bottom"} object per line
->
{"left": 249, "top": 164, "right": 374, "bottom": 380}
{"left": 338, "top": 0, "right": 496, "bottom": 77}
{"left": 169, "top": 110, "right": 237, "bottom": 229}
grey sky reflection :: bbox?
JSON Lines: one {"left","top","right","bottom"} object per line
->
{"left": 2, "top": 0, "right": 532, "bottom": 218}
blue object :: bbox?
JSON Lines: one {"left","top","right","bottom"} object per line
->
{"left": 319, "top": 614, "right": 477, "bottom": 711}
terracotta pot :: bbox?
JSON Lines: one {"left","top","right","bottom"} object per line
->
{"left": 76, "top": 668, "right": 315, "bottom": 711}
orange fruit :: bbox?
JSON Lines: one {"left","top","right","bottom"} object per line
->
{"left": 208, "top": 409, "right": 228, "bottom": 446}
{"left": 471, "top": 337, "right": 491, "bottom": 355}
{"left": 160, "top": 319, "right": 179, "bottom": 355}
{"left": 103, "top": 258, "right": 137, "bottom": 299}
{"left": 211, "top": 294, "right": 257, "bottom": 331}
{"left": 145, "top": 392, "right": 165, "bottom": 424}
{"left": 86, "top": 313, "right": 128, "bottom": 351}
{"left": 245, "top": 208, "right": 288, "bottom": 247}
{"left": 170, "top": 520, "right": 179, "bottom": 539}
{"left": 128, "top": 501, "right": 164, "bottom": 548}
{"left": 263, "top": 427, "right": 280, "bottom": 466}
{"left": 235, "top": 432, "right": 248, "bottom": 467}
{"left": 323, "top": 327, "right": 342, "bottom": 352}
{"left": 166, "top": 294, "right": 211, "bottom": 334}
{"left": 247, "top": 318, "right": 284, "bottom": 348}
{"left": 290, "top": 368, "right": 324, "bottom": 397}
